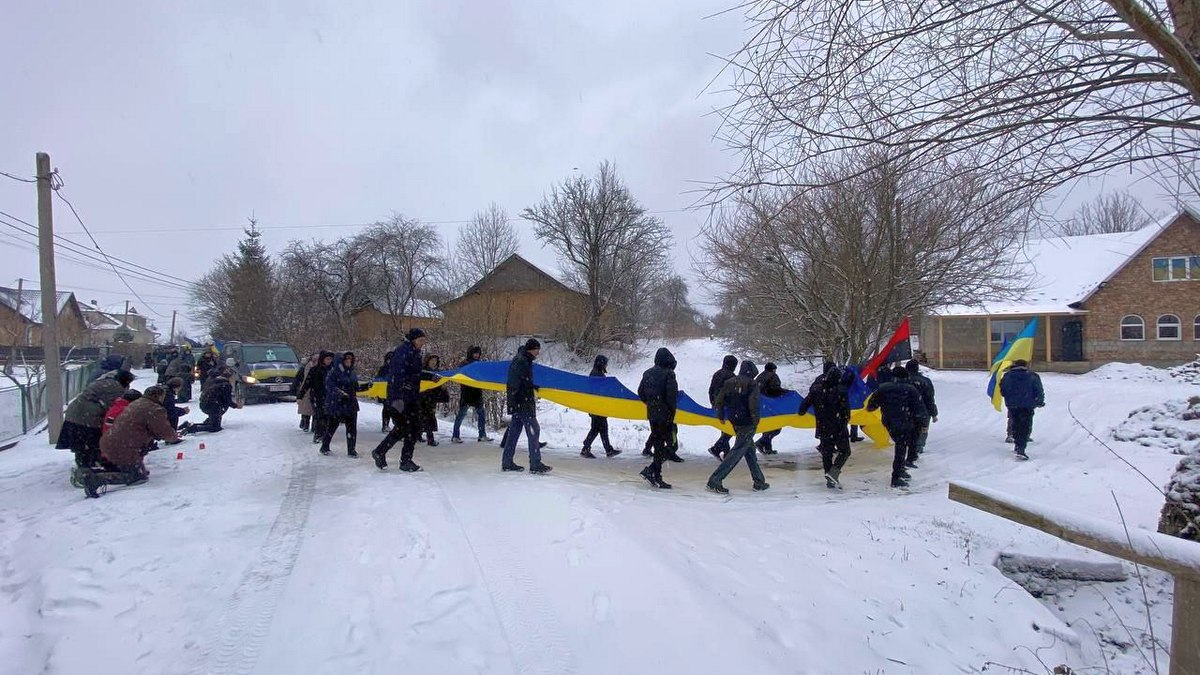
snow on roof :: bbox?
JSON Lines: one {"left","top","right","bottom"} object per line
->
{"left": 936, "top": 216, "right": 1168, "bottom": 317}
{"left": 0, "top": 287, "right": 74, "bottom": 323}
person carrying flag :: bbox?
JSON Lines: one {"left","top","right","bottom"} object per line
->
{"left": 999, "top": 359, "right": 1044, "bottom": 460}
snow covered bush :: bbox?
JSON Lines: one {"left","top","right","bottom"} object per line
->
{"left": 1111, "top": 397, "right": 1200, "bottom": 455}
{"left": 1158, "top": 448, "right": 1200, "bottom": 541}
{"left": 1169, "top": 354, "right": 1200, "bottom": 385}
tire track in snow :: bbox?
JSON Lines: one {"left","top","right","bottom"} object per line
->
{"left": 202, "top": 456, "right": 317, "bottom": 675}
{"left": 428, "top": 472, "right": 578, "bottom": 675}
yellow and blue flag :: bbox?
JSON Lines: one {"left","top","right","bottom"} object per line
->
{"left": 986, "top": 318, "right": 1038, "bottom": 411}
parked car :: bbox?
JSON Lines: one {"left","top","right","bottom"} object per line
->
{"left": 220, "top": 341, "right": 301, "bottom": 404}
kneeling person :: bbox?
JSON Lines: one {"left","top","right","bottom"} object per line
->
{"left": 87, "top": 386, "right": 180, "bottom": 498}
{"left": 187, "top": 368, "right": 241, "bottom": 433}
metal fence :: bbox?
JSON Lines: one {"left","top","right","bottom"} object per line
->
{"left": 0, "top": 361, "right": 101, "bottom": 445}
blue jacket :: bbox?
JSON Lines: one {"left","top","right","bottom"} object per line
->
{"left": 1000, "top": 366, "right": 1045, "bottom": 410}
{"left": 387, "top": 340, "right": 424, "bottom": 406}
{"left": 325, "top": 359, "right": 361, "bottom": 417}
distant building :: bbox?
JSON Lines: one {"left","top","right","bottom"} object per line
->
{"left": 79, "top": 302, "right": 159, "bottom": 345}
{"left": 0, "top": 288, "right": 89, "bottom": 347}
{"left": 437, "top": 254, "right": 594, "bottom": 340}
{"left": 350, "top": 297, "right": 442, "bottom": 344}
{"left": 920, "top": 209, "right": 1200, "bottom": 371}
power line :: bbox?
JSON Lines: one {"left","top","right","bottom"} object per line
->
{"left": 0, "top": 169, "right": 36, "bottom": 184}
{"left": 0, "top": 234, "right": 193, "bottom": 302}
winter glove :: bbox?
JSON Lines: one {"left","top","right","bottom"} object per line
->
{"left": 389, "top": 399, "right": 406, "bottom": 414}
{"left": 717, "top": 416, "right": 726, "bottom": 425}
{"left": 932, "top": 416, "right": 938, "bottom": 423}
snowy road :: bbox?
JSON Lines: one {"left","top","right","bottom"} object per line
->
{"left": 0, "top": 350, "right": 1192, "bottom": 674}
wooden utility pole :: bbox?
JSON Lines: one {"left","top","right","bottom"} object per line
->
{"left": 123, "top": 300, "right": 130, "bottom": 335}
{"left": 168, "top": 309, "right": 177, "bottom": 345}
{"left": 37, "top": 153, "right": 64, "bottom": 445}
{"left": 15, "top": 277, "right": 25, "bottom": 346}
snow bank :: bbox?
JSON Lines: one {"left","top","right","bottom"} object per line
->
{"left": 1087, "top": 362, "right": 1172, "bottom": 383}
{"left": 1112, "top": 397, "right": 1200, "bottom": 455}
{"left": 1169, "top": 354, "right": 1200, "bottom": 385}
{"left": 1160, "top": 450, "right": 1200, "bottom": 540}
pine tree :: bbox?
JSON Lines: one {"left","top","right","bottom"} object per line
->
{"left": 192, "top": 217, "right": 280, "bottom": 341}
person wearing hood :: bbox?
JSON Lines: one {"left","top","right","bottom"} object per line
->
{"left": 298, "top": 351, "right": 336, "bottom": 444}
{"left": 370, "top": 328, "right": 428, "bottom": 472}
{"left": 706, "top": 355, "right": 739, "bottom": 459}
{"left": 295, "top": 353, "right": 318, "bottom": 432}
{"left": 1000, "top": 359, "right": 1044, "bottom": 460}
{"left": 753, "top": 362, "right": 792, "bottom": 455}
{"left": 799, "top": 365, "right": 853, "bottom": 489}
{"left": 419, "top": 354, "right": 449, "bottom": 446}
{"left": 376, "top": 350, "right": 395, "bottom": 433}
{"left": 92, "top": 354, "right": 128, "bottom": 381}
{"left": 166, "top": 347, "right": 196, "bottom": 402}
{"left": 707, "top": 360, "right": 770, "bottom": 494}
{"left": 637, "top": 347, "right": 679, "bottom": 489}
{"left": 185, "top": 367, "right": 242, "bottom": 433}
{"left": 501, "top": 339, "right": 552, "bottom": 474}
{"left": 197, "top": 350, "right": 220, "bottom": 385}
{"left": 451, "top": 346, "right": 492, "bottom": 443}
{"left": 581, "top": 354, "right": 621, "bottom": 459}
{"left": 320, "top": 352, "right": 361, "bottom": 457}
{"left": 905, "top": 359, "right": 938, "bottom": 457}
{"left": 866, "top": 365, "right": 928, "bottom": 488}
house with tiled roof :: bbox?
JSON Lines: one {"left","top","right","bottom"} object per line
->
{"left": 79, "top": 301, "right": 158, "bottom": 345}
{"left": 0, "top": 288, "right": 89, "bottom": 347}
{"left": 920, "top": 209, "right": 1200, "bottom": 371}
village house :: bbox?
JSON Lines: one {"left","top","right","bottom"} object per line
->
{"left": 437, "top": 254, "right": 594, "bottom": 341}
{"left": 349, "top": 297, "right": 443, "bottom": 345}
{"left": 920, "top": 209, "right": 1200, "bottom": 372}
{"left": 0, "top": 288, "right": 89, "bottom": 347}
{"left": 79, "top": 301, "right": 159, "bottom": 345}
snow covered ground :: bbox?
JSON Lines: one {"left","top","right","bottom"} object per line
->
{"left": 0, "top": 339, "right": 1195, "bottom": 675}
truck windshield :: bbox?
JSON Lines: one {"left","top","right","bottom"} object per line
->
{"left": 242, "top": 346, "right": 298, "bottom": 364}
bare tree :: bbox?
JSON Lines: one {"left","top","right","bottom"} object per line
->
{"left": 1056, "top": 190, "right": 1161, "bottom": 236}
{"left": 702, "top": 152, "right": 1035, "bottom": 362}
{"left": 522, "top": 161, "right": 674, "bottom": 352}
{"left": 718, "top": 1, "right": 1200, "bottom": 203}
{"left": 454, "top": 203, "right": 519, "bottom": 291}
{"left": 651, "top": 275, "right": 709, "bottom": 339}
{"left": 358, "top": 215, "right": 446, "bottom": 325}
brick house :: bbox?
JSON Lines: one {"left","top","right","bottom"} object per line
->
{"left": 437, "top": 254, "right": 594, "bottom": 340}
{"left": 79, "top": 302, "right": 159, "bottom": 345}
{"left": 0, "top": 288, "right": 89, "bottom": 347}
{"left": 920, "top": 209, "right": 1200, "bottom": 372}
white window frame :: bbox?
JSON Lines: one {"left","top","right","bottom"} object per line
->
{"left": 1119, "top": 314, "right": 1145, "bottom": 342}
{"left": 989, "top": 318, "right": 1024, "bottom": 344}
{"left": 1157, "top": 314, "right": 1182, "bottom": 341}
{"left": 1152, "top": 256, "right": 1191, "bottom": 282}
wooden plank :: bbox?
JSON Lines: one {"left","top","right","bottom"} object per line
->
{"left": 985, "top": 318, "right": 993, "bottom": 365}
{"left": 948, "top": 482, "right": 1200, "bottom": 580}
{"left": 1174, "top": 578, "right": 1200, "bottom": 675}
{"left": 1044, "top": 315, "right": 1053, "bottom": 364}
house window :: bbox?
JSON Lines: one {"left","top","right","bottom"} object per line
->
{"left": 1193, "top": 257, "right": 1200, "bottom": 280}
{"left": 1158, "top": 314, "right": 1181, "bottom": 340}
{"left": 1120, "top": 315, "right": 1145, "bottom": 341}
{"left": 989, "top": 319, "right": 1025, "bottom": 344}
{"left": 1152, "top": 256, "right": 1190, "bottom": 281}
{"left": 1195, "top": 314, "right": 1200, "bottom": 341}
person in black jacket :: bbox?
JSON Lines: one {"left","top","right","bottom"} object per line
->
{"left": 706, "top": 355, "right": 739, "bottom": 459}
{"left": 707, "top": 361, "right": 769, "bottom": 494}
{"left": 753, "top": 362, "right": 791, "bottom": 455}
{"left": 419, "top": 354, "right": 449, "bottom": 446}
{"left": 905, "top": 360, "right": 938, "bottom": 457}
{"left": 1000, "top": 359, "right": 1045, "bottom": 460}
{"left": 800, "top": 366, "right": 853, "bottom": 489}
{"left": 162, "top": 377, "right": 190, "bottom": 430}
{"left": 184, "top": 368, "right": 242, "bottom": 433}
{"left": 452, "top": 346, "right": 492, "bottom": 443}
{"left": 320, "top": 352, "right": 361, "bottom": 457}
{"left": 501, "top": 339, "right": 552, "bottom": 474}
{"left": 376, "top": 351, "right": 394, "bottom": 433}
{"left": 581, "top": 354, "right": 620, "bottom": 458}
{"left": 637, "top": 347, "right": 679, "bottom": 489}
{"left": 866, "top": 365, "right": 928, "bottom": 488}
{"left": 370, "top": 329, "right": 429, "bottom": 472}
{"left": 197, "top": 351, "right": 219, "bottom": 388}
{"left": 298, "top": 351, "right": 335, "bottom": 444}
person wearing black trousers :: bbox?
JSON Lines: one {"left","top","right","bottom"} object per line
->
{"left": 754, "top": 362, "right": 792, "bottom": 455}
{"left": 376, "top": 351, "right": 393, "bottom": 433}
{"left": 320, "top": 352, "right": 361, "bottom": 457}
{"left": 581, "top": 354, "right": 621, "bottom": 458}
{"left": 866, "top": 365, "right": 928, "bottom": 488}
{"left": 298, "top": 351, "right": 335, "bottom": 444}
{"left": 637, "top": 347, "right": 679, "bottom": 489}
{"left": 706, "top": 355, "right": 739, "bottom": 459}
{"left": 370, "top": 329, "right": 428, "bottom": 472}
{"left": 800, "top": 366, "right": 853, "bottom": 489}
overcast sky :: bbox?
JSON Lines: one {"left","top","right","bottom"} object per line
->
{"left": 0, "top": 1, "right": 1174, "bottom": 341}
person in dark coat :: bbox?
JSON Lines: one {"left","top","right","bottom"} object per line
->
{"left": 376, "top": 350, "right": 394, "bottom": 433}
{"left": 370, "top": 329, "right": 428, "bottom": 472}
{"left": 581, "top": 354, "right": 620, "bottom": 458}
{"left": 157, "top": 349, "right": 176, "bottom": 384}
{"left": 298, "top": 351, "right": 335, "bottom": 444}
{"left": 637, "top": 346, "right": 678, "bottom": 489}
{"left": 707, "top": 360, "right": 769, "bottom": 494}
{"left": 59, "top": 370, "right": 135, "bottom": 469}
{"left": 905, "top": 360, "right": 938, "bottom": 456}
{"left": 754, "top": 362, "right": 791, "bottom": 455}
{"left": 706, "top": 355, "right": 739, "bottom": 459}
{"left": 320, "top": 352, "right": 361, "bottom": 457}
{"left": 184, "top": 368, "right": 242, "bottom": 433}
{"left": 452, "top": 346, "right": 492, "bottom": 443}
{"left": 294, "top": 353, "right": 317, "bottom": 431}
{"left": 1000, "top": 359, "right": 1044, "bottom": 460}
{"left": 501, "top": 339, "right": 552, "bottom": 474}
{"left": 84, "top": 386, "right": 180, "bottom": 498}
{"left": 197, "top": 351, "right": 219, "bottom": 386}
{"left": 800, "top": 365, "right": 853, "bottom": 489}
{"left": 142, "top": 352, "right": 154, "bottom": 370}
{"left": 162, "top": 377, "right": 190, "bottom": 430}
{"left": 866, "top": 365, "right": 928, "bottom": 488}
{"left": 168, "top": 347, "right": 196, "bottom": 402}
{"left": 418, "top": 354, "right": 449, "bottom": 446}
{"left": 93, "top": 354, "right": 128, "bottom": 380}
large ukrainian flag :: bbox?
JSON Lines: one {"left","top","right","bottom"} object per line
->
{"left": 986, "top": 318, "right": 1038, "bottom": 411}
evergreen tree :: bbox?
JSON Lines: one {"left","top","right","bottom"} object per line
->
{"left": 191, "top": 218, "right": 280, "bottom": 341}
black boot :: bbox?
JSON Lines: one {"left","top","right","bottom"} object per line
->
{"left": 581, "top": 448, "right": 596, "bottom": 459}
{"left": 399, "top": 460, "right": 423, "bottom": 472}
{"left": 530, "top": 463, "right": 553, "bottom": 474}
{"left": 502, "top": 463, "right": 525, "bottom": 472}
{"left": 605, "top": 448, "right": 621, "bottom": 458}
{"left": 372, "top": 449, "right": 387, "bottom": 470}
{"left": 639, "top": 465, "right": 660, "bottom": 487}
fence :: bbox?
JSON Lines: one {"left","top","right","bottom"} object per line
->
{"left": 0, "top": 361, "right": 101, "bottom": 445}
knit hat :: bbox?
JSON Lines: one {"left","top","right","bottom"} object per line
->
{"left": 905, "top": 359, "right": 920, "bottom": 374}
{"left": 765, "top": 362, "right": 777, "bottom": 372}
{"left": 524, "top": 338, "right": 541, "bottom": 351}
{"left": 891, "top": 365, "right": 909, "bottom": 379}
{"left": 406, "top": 328, "right": 426, "bottom": 342}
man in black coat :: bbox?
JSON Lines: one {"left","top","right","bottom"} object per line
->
{"left": 866, "top": 365, "right": 928, "bottom": 488}
{"left": 1000, "top": 359, "right": 1045, "bottom": 460}
{"left": 451, "top": 346, "right": 492, "bottom": 443}
{"left": 184, "top": 368, "right": 242, "bottom": 433}
{"left": 708, "top": 361, "right": 769, "bottom": 494}
{"left": 162, "top": 377, "right": 190, "bottom": 430}
{"left": 706, "top": 355, "right": 739, "bottom": 459}
{"left": 905, "top": 360, "right": 938, "bottom": 457}
{"left": 753, "top": 362, "right": 791, "bottom": 455}
{"left": 371, "top": 329, "right": 428, "bottom": 472}
{"left": 800, "top": 366, "right": 853, "bottom": 489}
{"left": 298, "top": 351, "right": 335, "bottom": 444}
{"left": 581, "top": 354, "right": 620, "bottom": 458}
{"left": 637, "top": 346, "right": 679, "bottom": 489}
{"left": 501, "top": 339, "right": 551, "bottom": 474}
